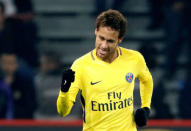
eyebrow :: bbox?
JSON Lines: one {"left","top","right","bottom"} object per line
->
{"left": 99, "top": 35, "right": 116, "bottom": 42}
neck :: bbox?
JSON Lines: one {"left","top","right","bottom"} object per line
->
{"left": 0, "top": 23, "right": 3, "bottom": 30}
{"left": 103, "top": 49, "right": 118, "bottom": 63}
{"left": 0, "top": 20, "right": 4, "bottom": 30}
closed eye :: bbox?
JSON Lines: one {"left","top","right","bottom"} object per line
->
{"left": 107, "top": 39, "right": 115, "bottom": 43}
{"left": 99, "top": 36, "right": 105, "bottom": 41}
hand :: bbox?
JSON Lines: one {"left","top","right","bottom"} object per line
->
{"left": 172, "top": 2, "right": 184, "bottom": 12}
{"left": 61, "top": 69, "right": 75, "bottom": 92}
{"left": 134, "top": 107, "right": 150, "bottom": 127}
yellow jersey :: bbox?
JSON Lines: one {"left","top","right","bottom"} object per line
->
{"left": 57, "top": 47, "right": 153, "bottom": 131}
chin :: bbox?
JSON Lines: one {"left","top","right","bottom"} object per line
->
{"left": 98, "top": 54, "right": 107, "bottom": 60}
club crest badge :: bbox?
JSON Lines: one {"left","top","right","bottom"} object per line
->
{"left": 126, "top": 72, "right": 134, "bottom": 83}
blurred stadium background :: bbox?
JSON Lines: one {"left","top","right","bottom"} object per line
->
{"left": 0, "top": 0, "right": 191, "bottom": 130}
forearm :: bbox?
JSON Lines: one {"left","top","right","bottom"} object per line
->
{"left": 6, "top": 98, "right": 14, "bottom": 119}
{"left": 57, "top": 91, "right": 74, "bottom": 117}
{"left": 140, "top": 74, "right": 153, "bottom": 108}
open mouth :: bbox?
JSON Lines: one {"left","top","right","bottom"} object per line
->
{"left": 100, "top": 49, "right": 107, "bottom": 54}
{"left": 98, "top": 49, "right": 108, "bottom": 56}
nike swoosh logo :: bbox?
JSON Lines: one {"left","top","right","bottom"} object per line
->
{"left": 90, "top": 81, "right": 102, "bottom": 85}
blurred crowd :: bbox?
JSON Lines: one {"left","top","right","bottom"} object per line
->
{"left": 0, "top": 0, "right": 38, "bottom": 119}
{"left": 0, "top": 0, "right": 191, "bottom": 120}
{"left": 146, "top": 0, "right": 191, "bottom": 119}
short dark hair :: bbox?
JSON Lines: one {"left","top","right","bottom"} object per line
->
{"left": 0, "top": 2, "right": 5, "bottom": 14}
{"left": 0, "top": 51, "right": 18, "bottom": 62}
{"left": 0, "top": 49, "right": 16, "bottom": 57}
{"left": 95, "top": 9, "right": 127, "bottom": 39}
{"left": 40, "top": 51, "right": 61, "bottom": 64}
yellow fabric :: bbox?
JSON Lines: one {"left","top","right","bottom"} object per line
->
{"left": 57, "top": 47, "right": 153, "bottom": 131}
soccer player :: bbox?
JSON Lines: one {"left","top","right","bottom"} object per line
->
{"left": 57, "top": 9, "right": 153, "bottom": 131}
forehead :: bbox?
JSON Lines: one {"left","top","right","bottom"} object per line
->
{"left": 97, "top": 26, "right": 119, "bottom": 39}
{"left": 0, "top": 7, "right": 3, "bottom": 14}
{"left": 1, "top": 54, "right": 17, "bottom": 62}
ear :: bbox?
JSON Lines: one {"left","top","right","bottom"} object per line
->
{"left": 118, "top": 37, "right": 123, "bottom": 43}
{"left": 95, "top": 28, "right": 98, "bottom": 35}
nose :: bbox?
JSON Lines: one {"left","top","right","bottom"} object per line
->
{"left": 101, "top": 40, "right": 108, "bottom": 49}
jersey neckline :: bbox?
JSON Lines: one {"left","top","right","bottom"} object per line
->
{"left": 90, "top": 47, "right": 122, "bottom": 65}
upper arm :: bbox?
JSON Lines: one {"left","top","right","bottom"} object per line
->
{"left": 137, "top": 53, "right": 152, "bottom": 82}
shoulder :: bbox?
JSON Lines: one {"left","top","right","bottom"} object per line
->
{"left": 71, "top": 51, "right": 93, "bottom": 69}
{"left": 120, "top": 47, "right": 143, "bottom": 59}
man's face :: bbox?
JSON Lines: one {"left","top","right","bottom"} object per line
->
{"left": 40, "top": 56, "right": 58, "bottom": 74}
{"left": 0, "top": 54, "right": 18, "bottom": 75}
{"left": 0, "top": 7, "right": 4, "bottom": 25}
{"left": 95, "top": 26, "right": 122, "bottom": 61}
